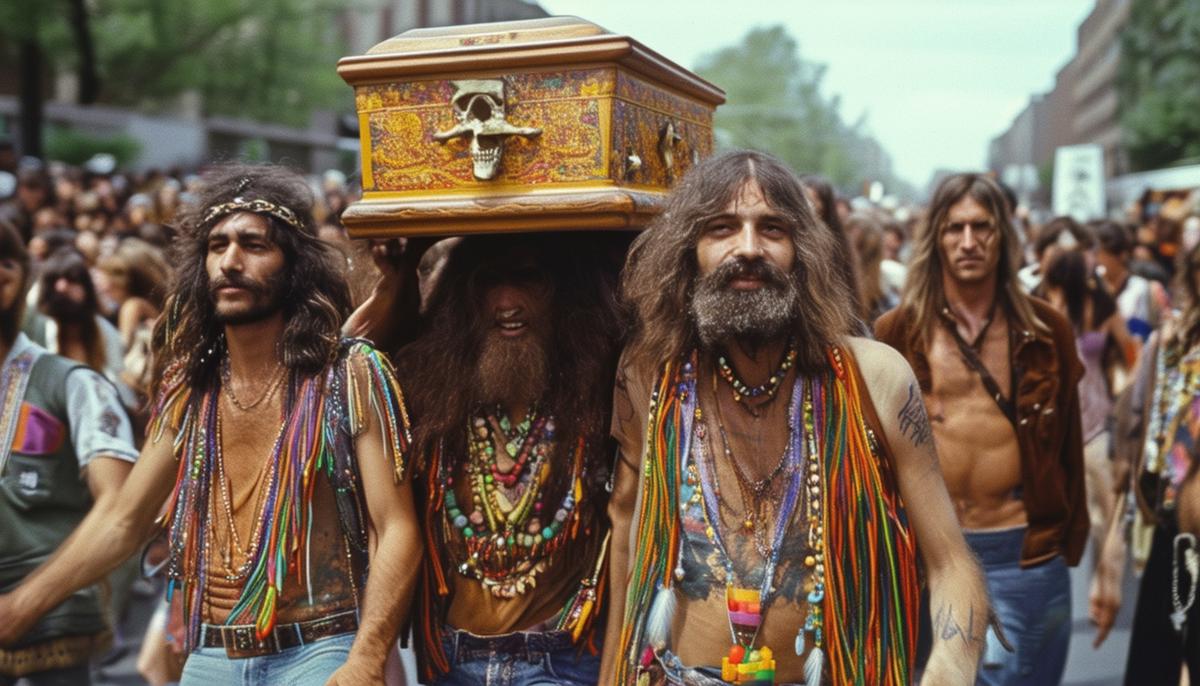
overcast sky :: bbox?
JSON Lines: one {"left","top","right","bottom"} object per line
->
{"left": 538, "top": 0, "right": 1095, "bottom": 190}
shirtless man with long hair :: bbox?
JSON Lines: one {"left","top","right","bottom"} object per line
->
{"left": 605, "top": 150, "right": 986, "bottom": 685}
{"left": 0, "top": 165, "right": 421, "bottom": 685}
{"left": 877, "top": 173, "right": 1087, "bottom": 685}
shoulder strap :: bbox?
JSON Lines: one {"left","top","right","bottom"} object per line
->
{"left": 949, "top": 325, "right": 1019, "bottom": 430}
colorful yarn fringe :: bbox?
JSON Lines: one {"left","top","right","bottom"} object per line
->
{"left": 617, "top": 349, "right": 918, "bottom": 685}
{"left": 149, "top": 341, "right": 410, "bottom": 651}
{"left": 820, "top": 349, "right": 918, "bottom": 684}
{"left": 615, "top": 354, "right": 692, "bottom": 686}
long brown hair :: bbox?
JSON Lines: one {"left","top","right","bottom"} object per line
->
{"left": 38, "top": 249, "right": 107, "bottom": 373}
{"left": 0, "top": 220, "right": 29, "bottom": 347}
{"left": 150, "top": 164, "right": 351, "bottom": 400}
{"left": 898, "top": 173, "right": 1046, "bottom": 352}
{"left": 398, "top": 233, "right": 625, "bottom": 480}
{"left": 846, "top": 210, "right": 886, "bottom": 321}
{"left": 622, "top": 149, "right": 856, "bottom": 373}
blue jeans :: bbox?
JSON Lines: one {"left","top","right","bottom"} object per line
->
{"left": 179, "top": 631, "right": 354, "bottom": 686}
{"left": 967, "top": 527, "right": 1070, "bottom": 686}
{"left": 434, "top": 626, "right": 600, "bottom": 686}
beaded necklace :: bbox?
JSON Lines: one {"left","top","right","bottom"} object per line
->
{"left": 1144, "top": 340, "right": 1200, "bottom": 507}
{"left": 690, "top": 375, "right": 825, "bottom": 685}
{"left": 716, "top": 341, "right": 798, "bottom": 408}
{"left": 208, "top": 407, "right": 284, "bottom": 582}
{"left": 442, "top": 407, "right": 585, "bottom": 598}
{"left": 153, "top": 342, "right": 410, "bottom": 650}
{"left": 711, "top": 369, "right": 791, "bottom": 557}
{"left": 618, "top": 349, "right": 918, "bottom": 686}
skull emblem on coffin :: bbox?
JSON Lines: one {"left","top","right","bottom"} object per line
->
{"left": 433, "top": 79, "right": 542, "bottom": 180}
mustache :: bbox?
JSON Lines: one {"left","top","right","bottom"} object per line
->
{"left": 209, "top": 273, "right": 269, "bottom": 295}
{"left": 705, "top": 257, "right": 790, "bottom": 289}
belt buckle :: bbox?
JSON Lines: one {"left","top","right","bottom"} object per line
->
{"left": 223, "top": 625, "right": 277, "bottom": 659}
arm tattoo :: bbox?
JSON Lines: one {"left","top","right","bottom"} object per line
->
{"left": 932, "top": 602, "right": 982, "bottom": 646}
{"left": 897, "top": 383, "right": 933, "bottom": 448}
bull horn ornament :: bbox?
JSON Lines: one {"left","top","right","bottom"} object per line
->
{"left": 433, "top": 79, "right": 541, "bottom": 180}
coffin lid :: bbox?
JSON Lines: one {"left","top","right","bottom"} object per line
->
{"left": 337, "top": 16, "right": 725, "bottom": 106}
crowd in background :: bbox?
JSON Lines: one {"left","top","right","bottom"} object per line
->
{"left": 2, "top": 144, "right": 1198, "bottom": 683}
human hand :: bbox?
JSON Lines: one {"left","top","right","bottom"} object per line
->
{"left": 323, "top": 657, "right": 384, "bottom": 686}
{"left": 1088, "top": 566, "right": 1121, "bottom": 647}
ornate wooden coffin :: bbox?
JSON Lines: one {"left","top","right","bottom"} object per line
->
{"left": 337, "top": 16, "right": 725, "bottom": 237}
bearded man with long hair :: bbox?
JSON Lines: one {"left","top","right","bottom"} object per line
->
{"left": 379, "top": 232, "right": 622, "bottom": 684}
{"left": 603, "top": 150, "right": 987, "bottom": 685}
{"left": 0, "top": 165, "right": 421, "bottom": 686}
{"left": 876, "top": 173, "right": 1086, "bottom": 685}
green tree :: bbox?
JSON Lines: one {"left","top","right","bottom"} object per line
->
{"left": 0, "top": 0, "right": 353, "bottom": 156}
{"left": 694, "top": 25, "right": 907, "bottom": 196}
{"left": 1119, "top": 0, "right": 1200, "bottom": 171}
{"left": 91, "top": 0, "right": 350, "bottom": 127}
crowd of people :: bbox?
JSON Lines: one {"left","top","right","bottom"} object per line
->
{"left": 0, "top": 142, "right": 1195, "bottom": 686}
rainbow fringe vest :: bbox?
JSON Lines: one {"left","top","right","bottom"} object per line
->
{"left": 616, "top": 347, "right": 919, "bottom": 685}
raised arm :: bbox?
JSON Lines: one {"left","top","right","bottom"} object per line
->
{"left": 326, "top": 353, "right": 422, "bottom": 686}
{"left": 342, "top": 238, "right": 432, "bottom": 353}
{"left": 849, "top": 337, "right": 988, "bottom": 684}
{"left": 0, "top": 429, "right": 178, "bottom": 644}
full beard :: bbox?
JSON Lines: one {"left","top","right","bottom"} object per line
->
{"left": 474, "top": 330, "right": 549, "bottom": 412}
{"left": 41, "top": 293, "right": 92, "bottom": 322}
{"left": 690, "top": 257, "right": 801, "bottom": 350}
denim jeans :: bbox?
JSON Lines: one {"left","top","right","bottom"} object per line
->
{"left": 434, "top": 626, "right": 600, "bottom": 686}
{"left": 178, "top": 630, "right": 353, "bottom": 686}
{"left": 967, "top": 526, "right": 1070, "bottom": 686}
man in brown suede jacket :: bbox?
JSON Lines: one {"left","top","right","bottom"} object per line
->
{"left": 875, "top": 173, "right": 1086, "bottom": 686}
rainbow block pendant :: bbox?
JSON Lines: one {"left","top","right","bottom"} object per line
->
{"left": 721, "top": 645, "right": 776, "bottom": 684}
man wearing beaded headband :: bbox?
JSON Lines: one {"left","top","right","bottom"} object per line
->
{"left": 603, "top": 150, "right": 988, "bottom": 685}
{"left": 360, "top": 232, "right": 623, "bottom": 684}
{"left": 876, "top": 173, "right": 1086, "bottom": 685}
{"left": 0, "top": 165, "right": 422, "bottom": 686}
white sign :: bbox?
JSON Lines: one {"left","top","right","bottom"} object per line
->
{"left": 1053, "top": 144, "right": 1105, "bottom": 221}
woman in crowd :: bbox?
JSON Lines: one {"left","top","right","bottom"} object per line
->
{"left": 1041, "top": 248, "right": 1136, "bottom": 563}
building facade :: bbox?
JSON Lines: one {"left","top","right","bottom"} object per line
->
{"left": 988, "top": 0, "right": 1130, "bottom": 195}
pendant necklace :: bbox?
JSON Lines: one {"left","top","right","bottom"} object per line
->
{"left": 690, "top": 374, "right": 824, "bottom": 685}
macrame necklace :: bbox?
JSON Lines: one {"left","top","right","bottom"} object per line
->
{"left": 691, "top": 375, "right": 825, "bottom": 685}
{"left": 443, "top": 406, "right": 584, "bottom": 598}
{"left": 717, "top": 341, "right": 798, "bottom": 410}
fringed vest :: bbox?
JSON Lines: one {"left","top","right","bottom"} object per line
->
{"left": 617, "top": 347, "right": 919, "bottom": 684}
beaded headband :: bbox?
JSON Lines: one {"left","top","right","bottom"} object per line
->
{"left": 201, "top": 196, "right": 304, "bottom": 232}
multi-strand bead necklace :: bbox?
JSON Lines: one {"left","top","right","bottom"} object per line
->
{"left": 687, "top": 375, "right": 826, "bottom": 685}
{"left": 443, "top": 405, "right": 582, "bottom": 598}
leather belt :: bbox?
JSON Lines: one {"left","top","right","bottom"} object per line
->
{"left": 200, "top": 610, "right": 358, "bottom": 659}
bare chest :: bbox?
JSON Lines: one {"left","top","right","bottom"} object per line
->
{"left": 927, "top": 319, "right": 1012, "bottom": 406}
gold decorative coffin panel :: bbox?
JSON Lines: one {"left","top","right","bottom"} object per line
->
{"left": 337, "top": 17, "right": 724, "bottom": 237}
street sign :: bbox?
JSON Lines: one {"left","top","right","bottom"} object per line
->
{"left": 1053, "top": 144, "right": 1105, "bottom": 221}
